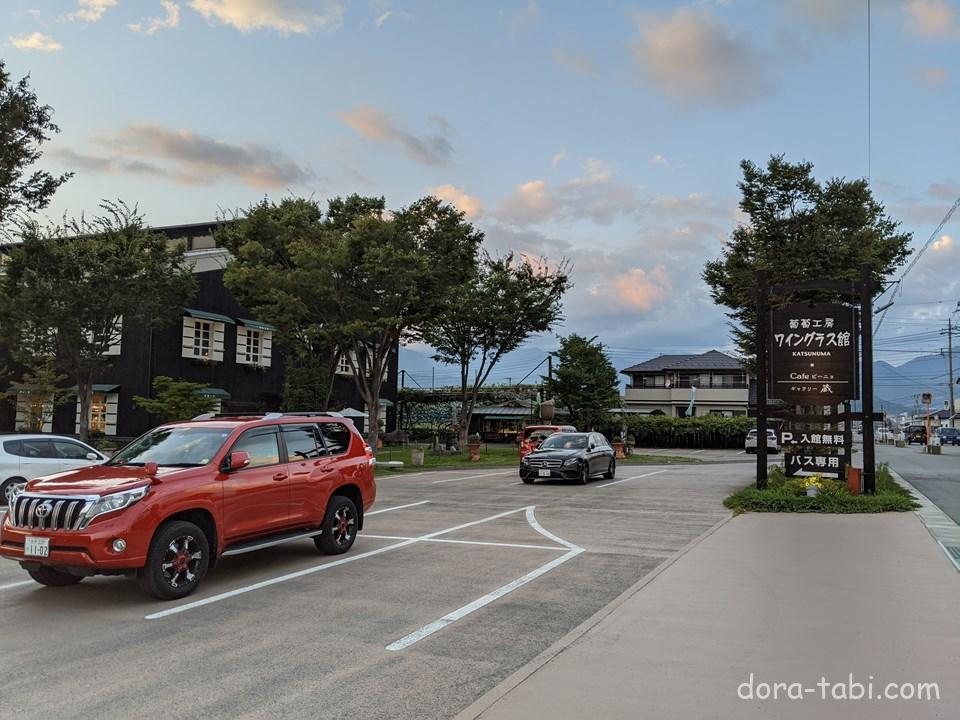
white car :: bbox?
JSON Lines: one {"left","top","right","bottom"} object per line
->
{"left": 0, "top": 434, "right": 106, "bottom": 506}
{"left": 744, "top": 428, "right": 780, "bottom": 454}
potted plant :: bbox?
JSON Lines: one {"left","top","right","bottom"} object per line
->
{"left": 410, "top": 445, "right": 425, "bottom": 466}
{"left": 468, "top": 433, "right": 482, "bottom": 462}
{"left": 801, "top": 475, "right": 823, "bottom": 497}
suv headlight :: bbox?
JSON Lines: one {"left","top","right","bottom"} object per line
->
{"left": 78, "top": 485, "right": 149, "bottom": 529}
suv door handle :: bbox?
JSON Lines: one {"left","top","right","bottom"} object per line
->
{"left": 272, "top": 473, "right": 287, "bottom": 481}
{"left": 318, "top": 466, "right": 335, "bottom": 473}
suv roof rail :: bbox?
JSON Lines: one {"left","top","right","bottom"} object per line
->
{"left": 189, "top": 411, "right": 347, "bottom": 422}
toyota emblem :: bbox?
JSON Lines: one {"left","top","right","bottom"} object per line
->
{"left": 35, "top": 502, "right": 52, "bottom": 518}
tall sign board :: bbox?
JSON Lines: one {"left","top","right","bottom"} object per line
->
{"left": 770, "top": 304, "right": 858, "bottom": 404}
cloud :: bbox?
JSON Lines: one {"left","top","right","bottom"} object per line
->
{"left": 932, "top": 234, "right": 953, "bottom": 251}
{"left": 551, "top": 149, "right": 567, "bottom": 167}
{"left": 429, "top": 184, "right": 483, "bottom": 219}
{"left": 631, "top": 7, "right": 776, "bottom": 107}
{"left": 69, "top": 0, "right": 117, "bottom": 22}
{"left": 649, "top": 154, "right": 668, "bottom": 166}
{"left": 784, "top": 0, "right": 863, "bottom": 31}
{"left": 928, "top": 181, "right": 959, "bottom": 200}
{"left": 510, "top": 0, "right": 538, "bottom": 29}
{"left": 913, "top": 65, "right": 949, "bottom": 88}
{"left": 552, "top": 47, "right": 599, "bottom": 76}
{"left": 9, "top": 32, "right": 63, "bottom": 52}
{"left": 608, "top": 265, "right": 672, "bottom": 311}
{"left": 54, "top": 124, "right": 316, "bottom": 189}
{"left": 905, "top": 0, "right": 960, "bottom": 38}
{"left": 337, "top": 105, "right": 453, "bottom": 165}
{"left": 497, "top": 158, "right": 640, "bottom": 227}
{"left": 188, "top": 0, "right": 344, "bottom": 34}
{"left": 129, "top": 1, "right": 181, "bottom": 34}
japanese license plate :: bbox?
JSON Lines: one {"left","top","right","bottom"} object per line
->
{"left": 24, "top": 536, "right": 50, "bottom": 558}
{"left": 538, "top": 469, "right": 551, "bottom": 477}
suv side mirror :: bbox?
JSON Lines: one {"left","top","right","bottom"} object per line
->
{"left": 227, "top": 451, "right": 251, "bottom": 471}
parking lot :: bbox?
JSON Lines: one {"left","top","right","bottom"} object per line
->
{"left": 0, "top": 462, "right": 746, "bottom": 720}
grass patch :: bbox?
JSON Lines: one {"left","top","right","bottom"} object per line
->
{"left": 374, "top": 445, "right": 518, "bottom": 474}
{"left": 723, "top": 464, "right": 919, "bottom": 514}
{"left": 622, "top": 454, "right": 701, "bottom": 464}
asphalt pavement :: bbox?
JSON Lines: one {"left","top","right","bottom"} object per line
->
{"left": 0, "top": 461, "right": 746, "bottom": 720}
{"left": 876, "top": 443, "right": 960, "bottom": 524}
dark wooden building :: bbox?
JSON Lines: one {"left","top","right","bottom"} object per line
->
{"left": 1, "top": 221, "right": 398, "bottom": 440}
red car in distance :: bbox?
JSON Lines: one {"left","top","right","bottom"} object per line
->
{"left": 0, "top": 412, "right": 376, "bottom": 600}
{"left": 518, "top": 424, "right": 577, "bottom": 459}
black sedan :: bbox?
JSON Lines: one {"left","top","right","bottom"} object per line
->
{"left": 520, "top": 432, "right": 616, "bottom": 485}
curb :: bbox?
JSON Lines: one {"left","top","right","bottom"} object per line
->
{"left": 453, "top": 511, "right": 735, "bottom": 720}
{"left": 889, "top": 468, "right": 960, "bottom": 572}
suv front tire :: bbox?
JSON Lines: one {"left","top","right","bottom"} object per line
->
{"left": 138, "top": 520, "right": 210, "bottom": 600}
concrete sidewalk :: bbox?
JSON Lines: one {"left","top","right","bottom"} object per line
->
{"left": 456, "top": 513, "right": 960, "bottom": 719}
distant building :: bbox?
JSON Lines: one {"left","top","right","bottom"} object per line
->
{"left": 1, "top": 221, "right": 398, "bottom": 439}
{"left": 621, "top": 350, "right": 749, "bottom": 417}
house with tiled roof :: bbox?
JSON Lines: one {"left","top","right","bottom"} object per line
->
{"left": 620, "top": 350, "right": 749, "bottom": 417}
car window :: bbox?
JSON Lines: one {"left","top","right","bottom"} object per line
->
{"left": 231, "top": 428, "right": 281, "bottom": 468}
{"left": 20, "top": 439, "right": 57, "bottom": 459}
{"left": 282, "top": 425, "right": 324, "bottom": 460}
{"left": 540, "top": 434, "right": 587, "bottom": 450}
{"left": 54, "top": 441, "right": 96, "bottom": 460}
{"left": 318, "top": 423, "right": 352, "bottom": 456}
{"left": 3, "top": 440, "right": 22, "bottom": 456}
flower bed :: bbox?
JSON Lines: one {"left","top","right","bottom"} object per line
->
{"left": 723, "top": 465, "right": 919, "bottom": 514}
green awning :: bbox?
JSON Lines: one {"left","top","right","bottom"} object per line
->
{"left": 184, "top": 308, "right": 235, "bottom": 325}
{"left": 62, "top": 384, "right": 120, "bottom": 395}
{"left": 238, "top": 318, "right": 276, "bottom": 332}
{"left": 198, "top": 387, "right": 231, "bottom": 399}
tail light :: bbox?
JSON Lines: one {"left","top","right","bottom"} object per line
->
{"left": 364, "top": 445, "right": 375, "bottom": 465}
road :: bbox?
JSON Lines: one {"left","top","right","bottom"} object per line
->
{"left": 0, "top": 462, "right": 746, "bottom": 720}
{"left": 877, "top": 443, "right": 960, "bottom": 524}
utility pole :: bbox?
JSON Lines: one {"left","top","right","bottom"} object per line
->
{"left": 947, "top": 319, "right": 955, "bottom": 429}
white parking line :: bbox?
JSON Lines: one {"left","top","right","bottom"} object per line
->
{"left": 690, "top": 450, "right": 706, "bottom": 455}
{"left": 363, "top": 534, "right": 566, "bottom": 552}
{"left": 386, "top": 507, "right": 583, "bottom": 651}
{"left": 0, "top": 580, "right": 33, "bottom": 591}
{"left": 366, "top": 501, "right": 430, "bottom": 516}
{"left": 145, "top": 506, "right": 529, "bottom": 621}
{"left": 736, "top": 450, "right": 746, "bottom": 455}
{"left": 431, "top": 470, "right": 516, "bottom": 485}
{"left": 595, "top": 469, "right": 670, "bottom": 489}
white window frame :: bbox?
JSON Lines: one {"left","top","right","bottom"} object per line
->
{"left": 182, "top": 317, "right": 225, "bottom": 362}
{"left": 236, "top": 326, "right": 272, "bottom": 367}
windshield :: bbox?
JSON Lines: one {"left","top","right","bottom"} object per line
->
{"left": 107, "top": 427, "right": 233, "bottom": 467}
{"left": 539, "top": 434, "right": 587, "bottom": 450}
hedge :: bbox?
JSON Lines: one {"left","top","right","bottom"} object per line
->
{"left": 597, "top": 415, "right": 755, "bottom": 449}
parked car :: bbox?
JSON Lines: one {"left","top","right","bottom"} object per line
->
{"left": 520, "top": 432, "right": 615, "bottom": 484}
{"left": 0, "top": 434, "right": 105, "bottom": 507}
{"left": 744, "top": 428, "right": 780, "bottom": 454}
{"left": 518, "top": 424, "right": 577, "bottom": 459}
{"left": 876, "top": 427, "right": 892, "bottom": 442}
{"left": 935, "top": 427, "right": 960, "bottom": 446}
{"left": 0, "top": 412, "right": 376, "bottom": 600}
{"left": 906, "top": 424, "right": 927, "bottom": 445}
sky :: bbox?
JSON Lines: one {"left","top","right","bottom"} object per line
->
{"left": 3, "top": 0, "right": 959, "bottom": 390}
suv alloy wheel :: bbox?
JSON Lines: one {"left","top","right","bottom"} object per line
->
{"left": 315, "top": 495, "right": 358, "bottom": 555}
{"left": 138, "top": 520, "right": 211, "bottom": 600}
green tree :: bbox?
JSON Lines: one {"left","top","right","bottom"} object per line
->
{"left": 702, "top": 155, "right": 912, "bottom": 360}
{"left": 220, "top": 194, "right": 483, "bottom": 447}
{"left": 0, "top": 203, "right": 197, "bottom": 440}
{"left": 422, "top": 253, "right": 571, "bottom": 446}
{"left": 133, "top": 376, "right": 218, "bottom": 423}
{"left": 0, "top": 60, "right": 71, "bottom": 235}
{"left": 7, "top": 359, "right": 71, "bottom": 431}
{"left": 545, "top": 334, "right": 620, "bottom": 431}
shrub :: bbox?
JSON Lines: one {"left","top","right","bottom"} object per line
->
{"left": 724, "top": 463, "right": 919, "bottom": 514}
{"left": 597, "top": 415, "right": 755, "bottom": 449}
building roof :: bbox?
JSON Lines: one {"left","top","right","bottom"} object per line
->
{"left": 621, "top": 350, "right": 744, "bottom": 374}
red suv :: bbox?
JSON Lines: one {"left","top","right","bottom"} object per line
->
{"left": 0, "top": 413, "right": 376, "bottom": 600}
